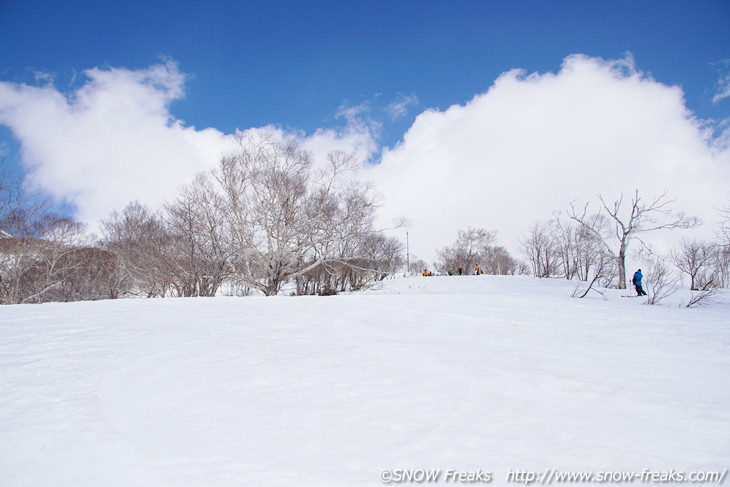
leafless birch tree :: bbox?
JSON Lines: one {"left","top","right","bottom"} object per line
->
{"left": 101, "top": 201, "right": 176, "bottom": 297}
{"left": 569, "top": 189, "right": 700, "bottom": 289}
{"left": 520, "top": 222, "right": 560, "bottom": 278}
{"left": 214, "top": 131, "right": 382, "bottom": 295}
{"left": 438, "top": 227, "right": 497, "bottom": 274}
{"left": 643, "top": 256, "right": 680, "bottom": 305}
{"left": 671, "top": 239, "right": 718, "bottom": 290}
{"left": 163, "top": 173, "right": 230, "bottom": 296}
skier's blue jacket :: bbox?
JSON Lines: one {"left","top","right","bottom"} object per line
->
{"left": 633, "top": 271, "right": 643, "bottom": 285}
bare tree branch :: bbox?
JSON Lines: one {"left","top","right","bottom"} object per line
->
{"left": 568, "top": 188, "right": 700, "bottom": 288}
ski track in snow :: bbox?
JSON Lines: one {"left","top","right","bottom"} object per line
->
{"left": 1, "top": 276, "right": 728, "bottom": 486}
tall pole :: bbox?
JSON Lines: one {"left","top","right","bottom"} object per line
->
{"left": 406, "top": 231, "right": 410, "bottom": 275}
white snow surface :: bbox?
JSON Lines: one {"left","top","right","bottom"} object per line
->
{"left": 1, "top": 276, "right": 728, "bottom": 486}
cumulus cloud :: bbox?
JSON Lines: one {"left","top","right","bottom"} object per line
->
{"left": 0, "top": 61, "right": 230, "bottom": 224}
{"left": 366, "top": 54, "right": 730, "bottom": 263}
{"left": 0, "top": 61, "right": 375, "bottom": 227}
{"left": 1, "top": 55, "right": 728, "bottom": 265}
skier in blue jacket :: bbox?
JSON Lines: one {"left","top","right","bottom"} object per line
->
{"left": 632, "top": 269, "right": 647, "bottom": 296}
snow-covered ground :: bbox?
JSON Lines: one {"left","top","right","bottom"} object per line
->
{"left": 1, "top": 276, "right": 728, "bottom": 486}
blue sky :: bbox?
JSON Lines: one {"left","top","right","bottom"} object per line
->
{"left": 2, "top": 0, "right": 728, "bottom": 142}
{"left": 1, "top": 0, "right": 729, "bottom": 259}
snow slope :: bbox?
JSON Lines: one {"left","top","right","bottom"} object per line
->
{"left": 1, "top": 276, "right": 728, "bottom": 486}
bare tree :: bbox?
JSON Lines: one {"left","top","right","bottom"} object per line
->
{"left": 24, "top": 218, "right": 89, "bottom": 303}
{"left": 438, "top": 227, "right": 497, "bottom": 275}
{"left": 1, "top": 159, "right": 103, "bottom": 304}
{"left": 101, "top": 201, "right": 176, "bottom": 297}
{"left": 571, "top": 251, "right": 613, "bottom": 299}
{"left": 437, "top": 228, "right": 522, "bottom": 276}
{"left": 0, "top": 236, "right": 34, "bottom": 304}
{"left": 0, "top": 215, "right": 95, "bottom": 304}
{"left": 520, "top": 222, "right": 560, "bottom": 278}
{"left": 294, "top": 233, "right": 404, "bottom": 295}
{"left": 343, "top": 233, "right": 404, "bottom": 286}
{"left": 163, "top": 173, "right": 230, "bottom": 297}
{"left": 215, "top": 131, "right": 382, "bottom": 295}
{"left": 550, "top": 217, "right": 578, "bottom": 279}
{"left": 0, "top": 165, "right": 58, "bottom": 242}
{"left": 671, "top": 239, "right": 718, "bottom": 290}
{"left": 643, "top": 257, "right": 680, "bottom": 305}
{"left": 481, "top": 246, "right": 521, "bottom": 275}
{"left": 408, "top": 256, "right": 428, "bottom": 275}
{"left": 547, "top": 214, "right": 606, "bottom": 281}
{"left": 684, "top": 287, "right": 721, "bottom": 308}
{"left": 714, "top": 201, "right": 730, "bottom": 287}
{"left": 569, "top": 189, "right": 700, "bottom": 289}
{"left": 572, "top": 246, "right": 613, "bottom": 299}
{"left": 719, "top": 200, "right": 730, "bottom": 248}
{"left": 0, "top": 157, "right": 18, "bottom": 232}
{"left": 712, "top": 246, "right": 730, "bottom": 288}
{"left": 57, "top": 247, "right": 125, "bottom": 301}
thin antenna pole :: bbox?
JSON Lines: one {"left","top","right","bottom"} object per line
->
{"left": 406, "top": 231, "right": 410, "bottom": 275}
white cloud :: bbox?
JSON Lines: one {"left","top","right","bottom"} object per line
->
{"left": 1, "top": 55, "right": 728, "bottom": 267}
{"left": 335, "top": 100, "right": 383, "bottom": 146}
{"left": 385, "top": 93, "right": 419, "bottom": 120}
{"left": 299, "top": 126, "right": 378, "bottom": 169}
{"left": 33, "top": 71, "right": 55, "bottom": 84}
{"left": 0, "top": 61, "right": 231, "bottom": 225}
{"left": 0, "top": 61, "right": 376, "bottom": 228}
{"left": 713, "top": 74, "right": 730, "bottom": 103}
{"left": 366, "top": 54, "right": 730, "bottom": 263}
{"left": 712, "top": 59, "right": 730, "bottom": 104}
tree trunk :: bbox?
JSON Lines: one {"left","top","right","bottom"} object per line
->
{"left": 617, "top": 248, "right": 627, "bottom": 289}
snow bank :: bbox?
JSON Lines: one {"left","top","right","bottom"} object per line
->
{"left": 1, "top": 276, "right": 728, "bottom": 486}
